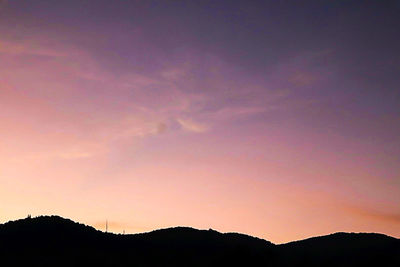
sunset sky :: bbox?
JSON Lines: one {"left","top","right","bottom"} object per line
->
{"left": 0, "top": 0, "right": 399, "bottom": 243}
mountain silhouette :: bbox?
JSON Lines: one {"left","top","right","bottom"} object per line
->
{"left": 0, "top": 216, "right": 399, "bottom": 266}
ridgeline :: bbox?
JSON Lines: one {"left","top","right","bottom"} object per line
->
{"left": 0, "top": 216, "right": 399, "bottom": 266}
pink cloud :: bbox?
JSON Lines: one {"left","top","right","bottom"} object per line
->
{"left": 177, "top": 118, "right": 209, "bottom": 133}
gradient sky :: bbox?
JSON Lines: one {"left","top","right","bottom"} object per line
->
{"left": 0, "top": 0, "right": 399, "bottom": 243}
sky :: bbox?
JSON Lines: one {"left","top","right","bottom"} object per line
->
{"left": 0, "top": 0, "right": 399, "bottom": 243}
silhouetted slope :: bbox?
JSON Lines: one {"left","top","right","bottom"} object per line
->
{"left": 0, "top": 216, "right": 107, "bottom": 266}
{"left": 0, "top": 216, "right": 275, "bottom": 266}
{"left": 278, "top": 232, "right": 400, "bottom": 266}
{"left": 0, "top": 216, "right": 399, "bottom": 266}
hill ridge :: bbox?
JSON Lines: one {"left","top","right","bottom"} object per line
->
{"left": 0, "top": 215, "right": 399, "bottom": 267}
{"left": 2, "top": 215, "right": 397, "bottom": 244}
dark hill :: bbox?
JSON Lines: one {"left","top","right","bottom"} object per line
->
{"left": 278, "top": 232, "right": 400, "bottom": 266}
{"left": 0, "top": 216, "right": 399, "bottom": 266}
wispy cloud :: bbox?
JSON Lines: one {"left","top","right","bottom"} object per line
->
{"left": 0, "top": 38, "right": 78, "bottom": 58}
{"left": 210, "top": 106, "right": 266, "bottom": 121}
{"left": 345, "top": 205, "right": 400, "bottom": 225}
{"left": 0, "top": 35, "right": 327, "bottom": 164}
{"left": 62, "top": 152, "right": 92, "bottom": 160}
{"left": 177, "top": 118, "right": 209, "bottom": 133}
{"left": 289, "top": 71, "right": 316, "bottom": 86}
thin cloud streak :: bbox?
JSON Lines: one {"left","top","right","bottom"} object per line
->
{"left": 177, "top": 118, "right": 209, "bottom": 133}
{"left": 345, "top": 205, "right": 400, "bottom": 225}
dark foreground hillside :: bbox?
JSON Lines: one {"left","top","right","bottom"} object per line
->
{"left": 0, "top": 216, "right": 399, "bottom": 266}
